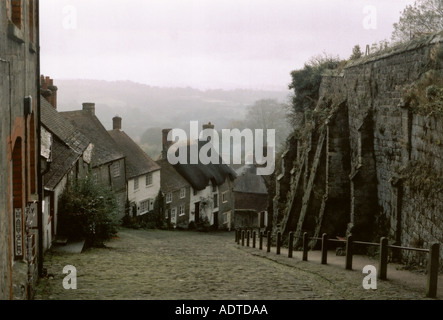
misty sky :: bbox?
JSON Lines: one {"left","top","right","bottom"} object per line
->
{"left": 40, "top": 0, "right": 414, "bottom": 91}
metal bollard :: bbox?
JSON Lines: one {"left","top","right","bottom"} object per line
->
{"left": 252, "top": 231, "right": 256, "bottom": 248}
{"left": 288, "top": 232, "right": 294, "bottom": 258}
{"left": 345, "top": 235, "right": 353, "bottom": 270}
{"left": 426, "top": 243, "right": 440, "bottom": 298}
{"left": 276, "top": 231, "right": 282, "bottom": 255}
{"left": 267, "top": 231, "right": 271, "bottom": 253}
{"left": 321, "top": 233, "right": 328, "bottom": 265}
{"left": 241, "top": 230, "right": 245, "bottom": 247}
{"left": 378, "top": 237, "right": 388, "bottom": 280}
{"left": 302, "top": 232, "right": 308, "bottom": 261}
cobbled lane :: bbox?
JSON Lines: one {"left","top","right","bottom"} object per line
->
{"left": 34, "top": 228, "right": 435, "bottom": 300}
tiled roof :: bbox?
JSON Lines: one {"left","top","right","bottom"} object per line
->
{"left": 41, "top": 97, "right": 92, "bottom": 191}
{"left": 234, "top": 192, "right": 268, "bottom": 212}
{"left": 171, "top": 140, "right": 237, "bottom": 191}
{"left": 108, "top": 129, "right": 160, "bottom": 179}
{"left": 41, "top": 97, "right": 90, "bottom": 155}
{"left": 43, "top": 137, "right": 79, "bottom": 190}
{"left": 61, "top": 110, "right": 124, "bottom": 166}
{"left": 234, "top": 164, "right": 268, "bottom": 194}
{"left": 156, "top": 159, "right": 189, "bottom": 193}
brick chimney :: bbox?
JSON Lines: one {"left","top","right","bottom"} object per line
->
{"left": 82, "top": 103, "right": 95, "bottom": 115}
{"left": 113, "top": 115, "right": 122, "bottom": 130}
{"left": 40, "top": 75, "right": 58, "bottom": 109}
{"left": 162, "top": 128, "right": 173, "bottom": 159}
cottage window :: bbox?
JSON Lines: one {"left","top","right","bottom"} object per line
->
{"left": 180, "top": 188, "right": 186, "bottom": 199}
{"left": 222, "top": 191, "right": 228, "bottom": 203}
{"left": 179, "top": 205, "right": 185, "bottom": 216}
{"left": 213, "top": 194, "right": 218, "bottom": 209}
{"left": 166, "top": 192, "right": 172, "bottom": 204}
{"left": 112, "top": 162, "right": 120, "bottom": 178}
{"left": 223, "top": 211, "right": 229, "bottom": 224}
{"left": 140, "top": 199, "right": 149, "bottom": 214}
{"left": 146, "top": 173, "right": 153, "bottom": 186}
{"left": 165, "top": 209, "right": 169, "bottom": 219}
{"left": 134, "top": 177, "right": 139, "bottom": 190}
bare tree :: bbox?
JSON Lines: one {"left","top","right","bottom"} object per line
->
{"left": 392, "top": 0, "right": 443, "bottom": 42}
{"left": 244, "top": 99, "right": 291, "bottom": 152}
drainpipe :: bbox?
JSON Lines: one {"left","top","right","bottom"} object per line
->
{"left": 36, "top": 0, "right": 44, "bottom": 279}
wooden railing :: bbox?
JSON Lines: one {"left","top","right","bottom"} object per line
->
{"left": 235, "top": 229, "right": 440, "bottom": 298}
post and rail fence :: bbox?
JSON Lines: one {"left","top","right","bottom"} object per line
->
{"left": 234, "top": 228, "right": 440, "bottom": 298}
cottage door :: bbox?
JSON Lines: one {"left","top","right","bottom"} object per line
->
{"left": 194, "top": 202, "right": 200, "bottom": 224}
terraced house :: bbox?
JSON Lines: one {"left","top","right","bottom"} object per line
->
{"left": 40, "top": 76, "right": 94, "bottom": 253}
{"left": 0, "top": 0, "right": 41, "bottom": 300}
{"left": 109, "top": 116, "right": 161, "bottom": 217}
{"left": 159, "top": 124, "right": 237, "bottom": 230}
{"left": 61, "top": 104, "right": 127, "bottom": 219}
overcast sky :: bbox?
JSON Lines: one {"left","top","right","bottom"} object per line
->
{"left": 40, "top": 0, "right": 414, "bottom": 91}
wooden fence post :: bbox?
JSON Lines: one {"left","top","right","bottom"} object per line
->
{"left": 241, "top": 230, "right": 245, "bottom": 247}
{"left": 288, "top": 232, "right": 294, "bottom": 258}
{"left": 321, "top": 233, "right": 328, "bottom": 265}
{"left": 302, "top": 232, "right": 308, "bottom": 261}
{"left": 252, "top": 231, "right": 256, "bottom": 248}
{"left": 259, "top": 232, "right": 263, "bottom": 250}
{"left": 267, "top": 231, "right": 271, "bottom": 253}
{"left": 247, "top": 230, "right": 250, "bottom": 247}
{"left": 378, "top": 237, "right": 388, "bottom": 280}
{"left": 276, "top": 231, "right": 281, "bottom": 255}
{"left": 345, "top": 235, "right": 353, "bottom": 270}
{"left": 426, "top": 243, "right": 440, "bottom": 298}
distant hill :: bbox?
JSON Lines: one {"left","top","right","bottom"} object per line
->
{"left": 54, "top": 79, "right": 291, "bottom": 142}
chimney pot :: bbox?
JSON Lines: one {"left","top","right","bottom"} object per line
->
{"left": 113, "top": 116, "right": 122, "bottom": 130}
{"left": 83, "top": 103, "right": 96, "bottom": 115}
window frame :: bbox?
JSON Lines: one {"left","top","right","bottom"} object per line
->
{"left": 146, "top": 173, "right": 153, "bottom": 186}
{"left": 139, "top": 199, "right": 149, "bottom": 215}
{"left": 166, "top": 192, "right": 172, "bottom": 204}
{"left": 179, "top": 205, "right": 185, "bottom": 216}
{"left": 180, "top": 187, "right": 186, "bottom": 199}
{"left": 222, "top": 191, "right": 228, "bottom": 203}
{"left": 112, "top": 161, "right": 121, "bottom": 178}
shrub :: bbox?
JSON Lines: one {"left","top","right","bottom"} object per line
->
{"left": 57, "top": 175, "right": 119, "bottom": 247}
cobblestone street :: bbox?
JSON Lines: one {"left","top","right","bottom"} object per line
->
{"left": 35, "top": 228, "right": 440, "bottom": 300}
